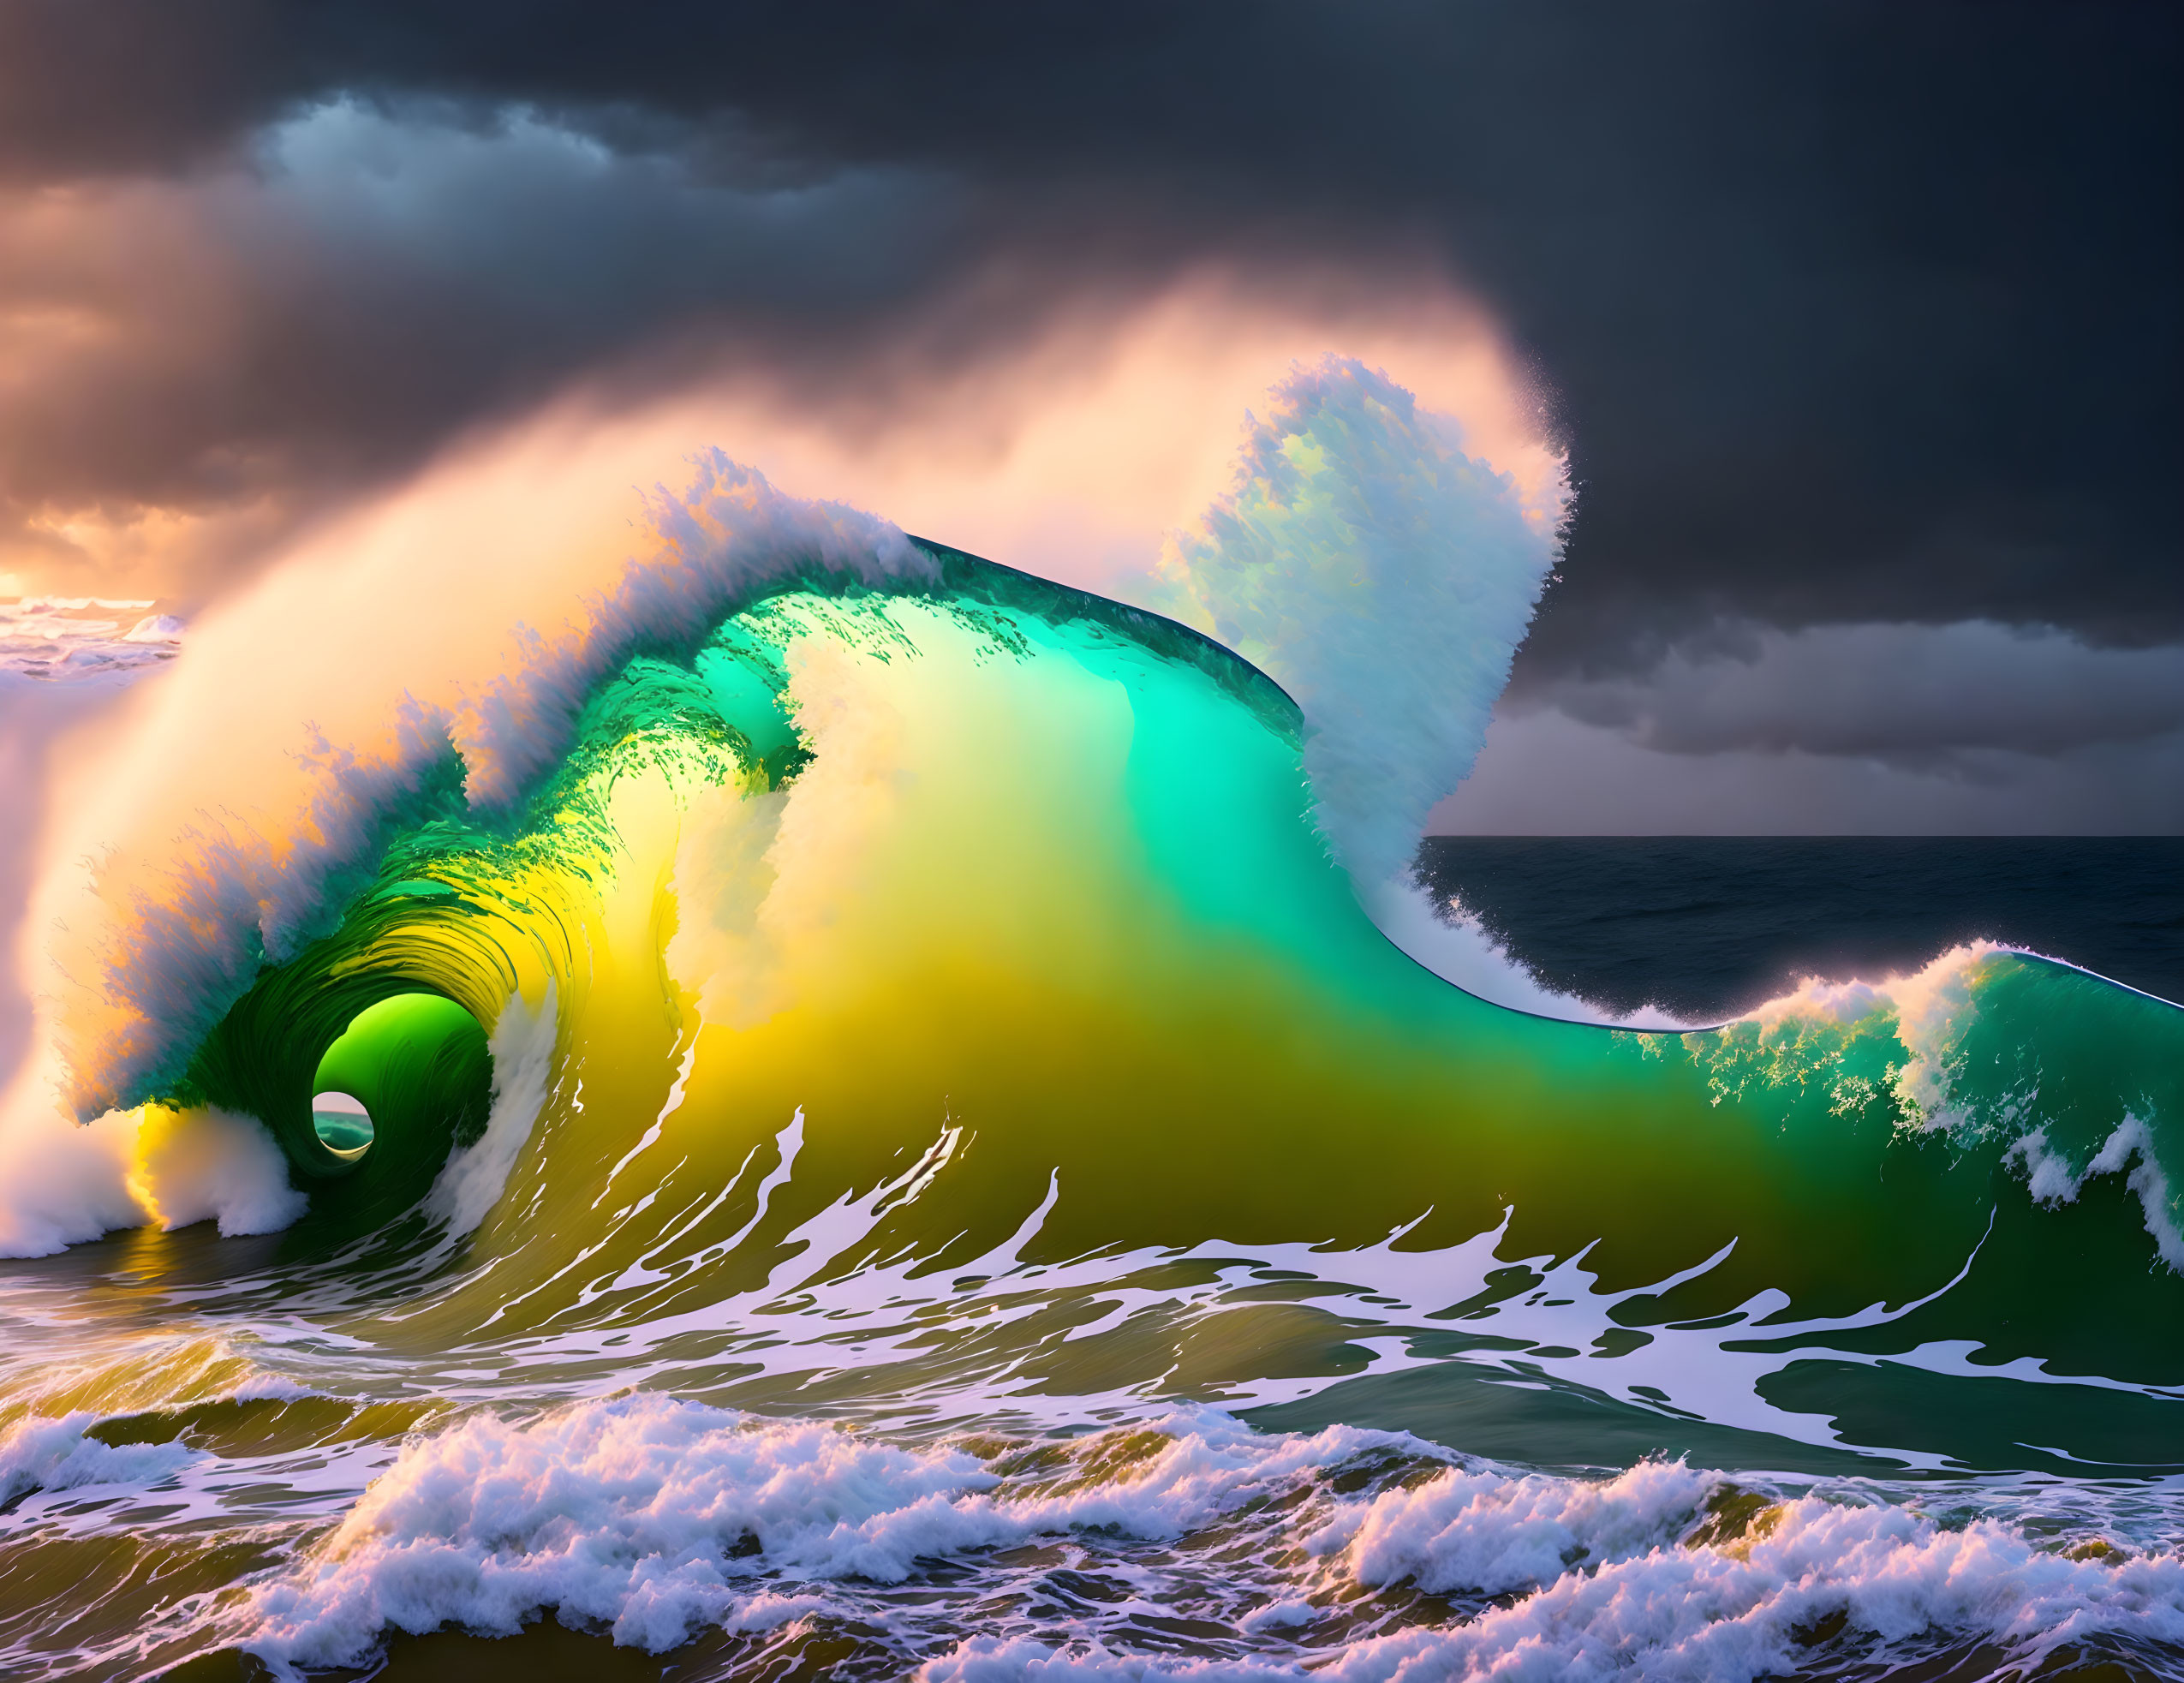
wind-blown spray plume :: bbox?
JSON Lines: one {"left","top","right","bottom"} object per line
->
{"left": 1153, "top": 356, "right": 1560, "bottom": 886}
{"left": 1147, "top": 357, "right": 1632, "bottom": 1023}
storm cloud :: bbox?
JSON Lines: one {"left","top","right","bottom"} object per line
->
{"left": 1440, "top": 620, "right": 2184, "bottom": 833}
{"left": 1532, "top": 621, "right": 2184, "bottom": 767}
{"left": 0, "top": 0, "right": 2175, "bottom": 827}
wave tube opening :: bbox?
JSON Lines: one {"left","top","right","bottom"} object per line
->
{"left": 307, "top": 1091, "right": 373, "bottom": 1159}
{"left": 170, "top": 955, "right": 499, "bottom": 1244}
{"left": 306, "top": 991, "right": 492, "bottom": 1172}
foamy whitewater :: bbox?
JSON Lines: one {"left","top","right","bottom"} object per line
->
{"left": 0, "top": 361, "right": 2176, "bottom": 1681}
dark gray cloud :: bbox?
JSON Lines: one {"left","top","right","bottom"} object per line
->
{"left": 0, "top": 0, "right": 2175, "bottom": 671}
{"left": 1531, "top": 621, "right": 2184, "bottom": 767}
{"left": 1441, "top": 618, "right": 2184, "bottom": 833}
{"left": 1436, "top": 709, "right": 2184, "bottom": 836}
{"left": 1449, "top": 618, "right": 2184, "bottom": 832}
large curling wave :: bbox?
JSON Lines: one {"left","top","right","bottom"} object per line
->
{"left": 1, "top": 362, "right": 2178, "bottom": 1484}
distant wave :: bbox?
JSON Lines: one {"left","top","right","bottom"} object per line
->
{"left": 0, "top": 595, "right": 182, "bottom": 682}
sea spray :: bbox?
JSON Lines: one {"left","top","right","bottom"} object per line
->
{"left": 1150, "top": 356, "right": 1560, "bottom": 888}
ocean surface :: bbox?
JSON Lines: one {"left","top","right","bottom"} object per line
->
{"left": 1417, "top": 837, "right": 2184, "bottom": 1024}
{"left": 0, "top": 406, "right": 2178, "bottom": 1680}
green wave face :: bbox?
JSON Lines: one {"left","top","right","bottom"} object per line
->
{"left": 164, "top": 546, "right": 2183, "bottom": 1471}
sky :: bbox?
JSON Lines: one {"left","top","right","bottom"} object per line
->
{"left": 0, "top": 0, "right": 2178, "bottom": 832}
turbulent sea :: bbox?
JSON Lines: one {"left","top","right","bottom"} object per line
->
{"left": 0, "top": 370, "right": 2179, "bottom": 1681}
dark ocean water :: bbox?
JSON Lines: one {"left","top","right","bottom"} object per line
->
{"left": 1416, "top": 836, "right": 2184, "bottom": 1023}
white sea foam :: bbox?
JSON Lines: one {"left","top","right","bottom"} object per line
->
{"left": 0, "top": 1411, "right": 201, "bottom": 1508}
{"left": 0, "top": 1084, "right": 323, "bottom": 1256}
{"left": 426, "top": 982, "right": 560, "bottom": 1237}
{"left": 245, "top": 1394, "right": 990, "bottom": 1666}
{"left": 1316, "top": 1456, "right": 1716, "bottom": 1596}
{"left": 922, "top": 1479, "right": 2184, "bottom": 1680}
{"left": 232, "top": 1394, "right": 2181, "bottom": 1681}
{"left": 244, "top": 1399, "right": 1417, "bottom": 1668}
{"left": 0, "top": 1077, "right": 146, "bottom": 1257}
{"left": 1298, "top": 1491, "right": 2184, "bottom": 1683}
{"left": 130, "top": 1105, "right": 309, "bottom": 1238}
{"left": 922, "top": 1642, "right": 1298, "bottom": 1680}
{"left": 0, "top": 1091, "right": 312, "bottom": 1257}
{"left": 2008, "top": 1114, "right": 2184, "bottom": 1272}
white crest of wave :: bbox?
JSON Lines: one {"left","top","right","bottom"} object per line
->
{"left": 1144, "top": 358, "right": 1650, "bottom": 1029}
{"left": 0, "top": 1411, "right": 201, "bottom": 1512}
{"left": 930, "top": 1477, "right": 2183, "bottom": 1680}
{"left": 246, "top": 1394, "right": 977, "bottom": 1664}
{"left": 1153, "top": 356, "right": 1561, "bottom": 890}
{"left": 1717, "top": 940, "right": 2183, "bottom": 1269}
{"left": 458, "top": 454, "right": 928, "bottom": 811}
{"left": 1300, "top": 1477, "right": 2184, "bottom": 1683}
{"left": 0, "top": 443, "right": 925, "bottom": 1254}
{"left": 1739, "top": 939, "right": 1998, "bottom": 1125}
{"left": 1320, "top": 1457, "right": 1714, "bottom": 1597}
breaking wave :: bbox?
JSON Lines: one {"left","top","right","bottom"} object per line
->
{"left": 0, "top": 361, "right": 2176, "bottom": 1680}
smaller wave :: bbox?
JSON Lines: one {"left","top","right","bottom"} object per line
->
{"left": 1408, "top": 919, "right": 2182, "bottom": 1267}
{"left": 0, "top": 1413, "right": 200, "bottom": 1511}
{"left": 0, "top": 1330, "right": 316, "bottom": 1511}
{"left": 0, "top": 1331, "right": 313, "bottom": 1426}
{"left": 1699, "top": 940, "right": 2184, "bottom": 1272}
